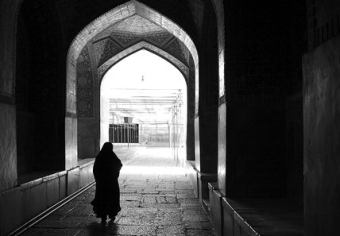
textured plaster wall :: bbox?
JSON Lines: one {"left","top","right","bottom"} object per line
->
{"left": 100, "top": 92, "right": 110, "bottom": 148}
{"left": 194, "top": 117, "right": 201, "bottom": 171}
{"left": 186, "top": 118, "right": 195, "bottom": 161}
{"left": 0, "top": 104, "right": 17, "bottom": 191}
{"left": 78, "top": 119, "right": 98, "bottom": 160}
{"left": 65, "top": 117, "right": 77, "bottom": 170}
{"left": 303, "top": 34, "right": 340, "bottom": 236}
{"left": 212, "top": 0, "right": 225, "bottom": 98}
{"left": 187, "top": 57, "right": 196, "bottom": 161}
{"left": 0, "top": 0, "right": 19, "bottom": 191}
{"left": 0, "top": 0, "right": 19, "bottom": 97}
{"left": 218, "top": 103, "right": 226, "bottom": 195}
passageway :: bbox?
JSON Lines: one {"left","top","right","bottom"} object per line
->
{"left": 19, "top": 148, "right": 213, "bottom": 236}
{"left": 6, "top": 0, "right": 336, "bottom": 235}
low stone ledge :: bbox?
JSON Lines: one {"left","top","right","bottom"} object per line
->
{"left": 185, "top": 160, "right": 198, "bottom": 198}
{"left": 208, "top": 182, "right": 218, "bottom": 191}
{"left": 18, "top": 161, "right": 92, "bottom": 199}
{"left": 208, "top": 182, "right": 223, "bottom": 236}
{"left": 19, "top": 171, "right": 66, "bottom": 190}
{"left": 198, "top": 173, "right": 217, "bottom": 202}
{"left": 77, "top": 158, "right": 95, "bottom": 167}
{"left": 0, "top": 160, "right": 96, "bottom": 236}
{"left": 222, "top": 198, "right": 303, "bottom": 236}
{"left": 186, "top": 160, "right": 195, "bottom": 169}
{"left": 197, "top": 172, "right": 217, "bottom": 182}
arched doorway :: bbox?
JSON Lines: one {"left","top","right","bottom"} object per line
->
{"left": 67, "top": 1, "right": 199, "bottom": 169}
{"left": 100, "top": 49, "right": 187, "bottom": 165}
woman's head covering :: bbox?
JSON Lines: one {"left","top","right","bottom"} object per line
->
{"left": 94, "top": 142, "right": 122, "bottom": 180}
{"left": 101, "top": 142, "right": 113, "bottom": 153}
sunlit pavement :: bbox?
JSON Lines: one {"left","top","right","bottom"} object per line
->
{"left": 20, "top": 147, "right": 214, "bottom": 236}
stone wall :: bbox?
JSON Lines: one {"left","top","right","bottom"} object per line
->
{"left": 0, "top": 104, "right": 17, "bottom": 192}
{"left": 286, "top": 93, "right": 303, "bottom": 207}
{"left": 0, "top": 0, "right": 20, "bottom": 192}
{"left": 196, "top": 1, "right": 219, "bottom": 174}
{"left": 218, "top": 0, "right": 291, "bottom": 198}
{"left": 303, "top": 34, "right": 340, "bottom": 236}
{"left": 303, "top": 1, "right": 340, "bottom": 235}
{"left": 225, "top": 103, "right": 286, "bottom": 198}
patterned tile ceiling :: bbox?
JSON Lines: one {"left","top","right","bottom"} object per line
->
{"left": 94, "top": 15, "right": 166, "bottom": 40}
{"left": 112, "top": 15, "right": 164, "bottom": 34}
{"left": 92, "top": 14, "right": 190, "bottom": 68}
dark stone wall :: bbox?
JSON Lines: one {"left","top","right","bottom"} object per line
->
{"left": 0, "top": 104, "right": 17, "bottom": 191}
{"left": 226, "top": 103, "right": 286, "bottom": 198}
{"left": 17, "top": 0, "right": 66, "bottom": 172}
{"left": 16, "top": 10, "right": 35, "bottom": 175}
{"left": 197, "top": 1, "right": 219, "bottom": 174}
{"left": 16, "top": 111, "right": 35, "bottom": 174}
{"left": 227, "top": 1, "right": 288, "bottom": 102}
{"left": 187, "top": 57, "right": 196, "bottom": 161}
{"left": 285, "top": 93, "right": 303, "bottom": 207}
{"left": 0, "top": 0, "right": 21, "bottom": 191}
{"left": 216, "top": 0, "right": 306, "bottom": 201}
{"left": 303, "top": 1, "right": 340, "bottom": 235}
{"left": 219, "top": 0, "right": 296, "bottom": 198}
{"left": 303, "top": 34, "right": 340, "bottom": 236}
{"left": 284, "top": 0, "right": 306, "bottom": 206}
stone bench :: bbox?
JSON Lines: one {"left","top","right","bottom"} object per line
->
{"left": 209, "top": 183, "right": 303, "bottom": 236}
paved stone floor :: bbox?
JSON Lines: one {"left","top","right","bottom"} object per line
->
{"left": 21, "top": 147, "right": 214, "bottom": 236}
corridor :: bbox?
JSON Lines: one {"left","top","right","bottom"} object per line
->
{"left": 19, "top": 148, "right": 213, "bottom": 236}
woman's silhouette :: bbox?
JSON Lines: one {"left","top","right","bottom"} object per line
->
{"left": 91, "top": 142, "right": 122, "bottom": 223}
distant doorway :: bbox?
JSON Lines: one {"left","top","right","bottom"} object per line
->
{"left": 100, "top": 49, "right": 187, "bottom": 165}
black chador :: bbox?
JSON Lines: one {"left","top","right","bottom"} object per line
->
{"left": 91, "top": 142, "right": 122, "bottom": 223}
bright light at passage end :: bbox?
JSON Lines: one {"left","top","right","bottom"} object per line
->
{"left": 101, "top": 49, "right": 185, "bottom": 90}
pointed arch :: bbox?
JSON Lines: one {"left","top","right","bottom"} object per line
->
{"left": 67, "top": 0, "right": 198, "bottom": 114}
{"left": 66, "top": 0, "right": 199, "bottom": 168}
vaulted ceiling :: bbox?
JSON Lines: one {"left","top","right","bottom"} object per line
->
{"left": 91, "top": 14, "right": 190, "bottom": 68}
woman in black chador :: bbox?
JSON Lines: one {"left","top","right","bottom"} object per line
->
{"left": 91, "top": 142, "right": 122, "bottom": 223}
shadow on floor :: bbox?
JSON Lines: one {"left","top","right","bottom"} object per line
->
{"left": 86, "top": 220, "right": 117, "bottom": 236}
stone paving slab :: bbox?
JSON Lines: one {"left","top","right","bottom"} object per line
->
{"left": 20, "top": 148, "right": 215, "bottom": 236}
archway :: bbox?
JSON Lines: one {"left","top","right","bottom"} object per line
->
{"left": 100, "top": 49, "right": 187, "bottom": 165}
{"left": 67, "top": 0, "right": 199, "bottom": 169}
